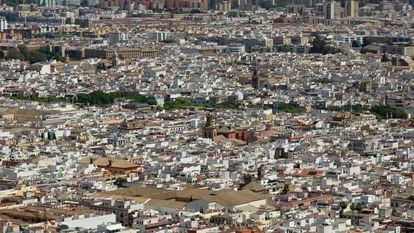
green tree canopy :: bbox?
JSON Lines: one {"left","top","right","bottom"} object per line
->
{"left": 17, "top": 44, "right": 29, "bottom": 58}
{"left": 276, "top": 103, "right": 305, "bottom": 114}
{"left": 309, "top": 35, "right": 339, "bottom": 54}
{"left": 114, "top": 177, "right": 127, "bottom": 187}
{"left": 371, "top": 105, "right": 408, "bottom": 119}
{"left": 27, "top": 50, "right": 48, "bottom": 64}
{"left": 352, "top": 40, "right": 362, "bottom": 48}
{"left": 6, "top": 48, "right": 25, "bottom": 61}
{"left": 6, "top": 45, "right": 65, "bottom": 64}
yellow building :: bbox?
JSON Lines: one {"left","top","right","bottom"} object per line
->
{"left": 84, "top": 48, "right": 160, "bottom": 59}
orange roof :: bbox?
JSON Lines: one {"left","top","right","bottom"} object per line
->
{"left": 94, "top": 157, "right": 111, "bottom": 167}
{"left": 111, "top": 159, "right": 138, "bottom": 169}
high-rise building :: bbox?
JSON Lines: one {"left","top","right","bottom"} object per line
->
{"left": 66, "top": 0, "right": 81, "bottom": 5}
{"left": 345, "top": 0, "right": 358, "bottom": 17}
{"left": 0, "top": 17, "right": 7, "bottom": 32}
{"left": 216, "top": 0, "right": 231, "bottom": 11}
{"left": 149, "top": 31, "right": 169, "bottom": 42}
{"left": 38, "top": 0, "right": 57, "bottom": 6}
{"left": 239, "top": 0, "right": 254, "bottom": 10}
{"left": 87, "top": 0, "right": 99, "bottom": 6}
{"left": 334, "top": 0, "right": 343, "bottom": 18}
{"left": 251, "top": 63, "right": 260, "bottom": 89}
{"left": 325, "top": 0, "right": 335, "bottom": 19}
{"left": 108, "top": 32, "right": 129, "bottom": 45}
{"left": 100, "top": 0, "right": 126, "bottom": 8}
{"left": 286, "top": 4, "right": 305, "bottom": 15}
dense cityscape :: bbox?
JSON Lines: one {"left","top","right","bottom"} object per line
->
{"left": 0, "top": 0, "right": 414, "bottom": 232}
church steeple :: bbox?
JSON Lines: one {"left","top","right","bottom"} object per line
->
{"left": 112, "top": 50, "right": 120, "bottom": 67}
{"left": 202, "top": 112, "right": 217, "bottom": 139}
{"left": 205, "top": 112, "right": 213, "bottom": 127}
{"left": 251, "top": 60, "right": 260, "bottom": 89}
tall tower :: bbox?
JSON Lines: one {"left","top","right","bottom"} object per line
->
{"left": 251, "top": 62, "right": 260, "bottom": 89}
{"left": 0, "top": 17, "right": 7, "bottom": 33}
{"left": 257, "top": 164, "right": 264, "bottom": 180}
{"left": 325, "top": 0, "right": 335, "bottom": 19}
{"left": 112, "top": 50, "right": 120, "bottom": 67}
{"left": 202, "top": 113, "right": 217, "bottom": 139}
{"left": 345, "top": 0, "right": 358, "bottom": 18}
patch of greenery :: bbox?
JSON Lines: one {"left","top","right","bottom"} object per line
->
{"left": 6, "top": 48, "right": 25, "bottom": 61}
{"left": 164, "top": 97, "right": 240, "bottom": 110}
{"left": 246, "top": 103, "right": 261, "bottom": 108}
{"left": 326, "top": 104, "right": 408, "bottom": 120}
{"left": 12, "top": 91, "right": 157, "bottom": 107}
{"left": 5, "top": 45, "right": 65, "bottom": 63}
{"left": 14, "top": 93, "right": 240, "bottom": 110}
{"left": 370, "top": 105, "right": 408, "bottom": 119}
{"left": 309, "top": 35, "right": 340, "bottom": 55}
{"left": 215, "top": 101, "right": 240, "bottom": 109}
{"left": 275, "top": 103, "right": 305, "bottom": 114}
{"left": 114, "top": 177, "right": 127, "bottom": 187}
{"left": 76, "top": 91, "right": 157, "bottom": 106}
{"left": 12, "top": 95, "right": 66, "bottom": 103}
